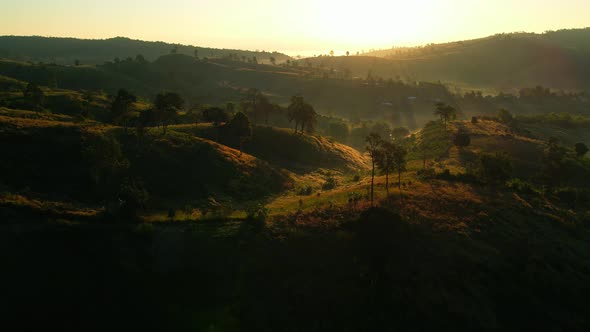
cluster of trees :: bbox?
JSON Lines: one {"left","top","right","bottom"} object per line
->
{"left": 365, "top": 132, "right": 408, "bottom": 205}
{"left": 110, "top": 90, "right": 184, "bottom": 135}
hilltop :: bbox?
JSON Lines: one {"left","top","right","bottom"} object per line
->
{"left": 0, "top": 36, "right": 292, "bottom": 65}
{"left": 303, "top": 28, "right": 590, "bottom": 91}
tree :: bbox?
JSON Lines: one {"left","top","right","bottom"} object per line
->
{"left": 258, "top": 96, "right": 273, "bottom": 125}
{"left": 240, "top": 88, "right": 271, "bottom": 124}
{"left": 434, "top": 102, "right": 457, "bottom": 128}
{"left": 300, "top": 103, "right": 317, "bottom": 133}
{"left": 202, "top": 107, "right": 229, "bottom": 142}
{"left": 366, "top": 133, "right": 383, "bottom": 206}
{"left": 453, "top": 129, "right": 471, "bottom": 149}
{"left": 497, "top": 109, "right": 513, "bottom": 124}
{"left": 269, "top": 57, "right": 276, "bottom": 65}
{"left": 23, "top": 82, "right": 45, "bottom": 110}
{"left": 287, "top": 95, "right": 304, "bottom": 133}
{"left": 346, "top": 51, "right": 350, "bottom": 56}
{"left": 194, "top": 49, "right": 199, "bottom": 59}
{"left": 228, "top": 112, "right": 252, "bottom": 156}
{"left": 575, "top": 142, "right": 589, "bottom": 158}
{"left": 377, "top": 141, "right": 408, "bottom": 198}
{"left": 287, "top": 95, "right": 317, "bottom": 134}
{"left": 154, "top": 92, "right": 183, "bottom": 134}
{"left": 330, "top": 50, "right": 335, "bottom": 57}
{"left": 110, "top": 89, "right": 137, "bottom": 131}
{"left": 202, "top": 107, "right": 229, "bottom": 126}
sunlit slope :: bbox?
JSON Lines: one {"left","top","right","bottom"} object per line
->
{"left": 173, "top": 124, "right": 370, "bottom": 172}
{"left": 0, "top": 109, "right": 290, "bottom": 204}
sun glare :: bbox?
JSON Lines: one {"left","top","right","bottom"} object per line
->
{"left": 309, "top": 0, "right": 440, "bottom": 49}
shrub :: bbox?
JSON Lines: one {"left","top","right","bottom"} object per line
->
{"left": 246, "top": 203, "right": 268, "bottom": 229}
{"left": 506, "top": 178, "right": 537, "bottom": 194}
{"left": 322, "top": 175, "right": 338, "bottom": 190}
{"left": 298, "top": 186, "right": 313, "bottom": 196}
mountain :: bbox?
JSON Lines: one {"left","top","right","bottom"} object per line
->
{"left": 0, "top": 36, "right": 292, "bottom": 65}
{"left": 302, "top": 28, "right": 590, "bottom": 91}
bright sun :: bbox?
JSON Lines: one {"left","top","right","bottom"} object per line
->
{"left": 309, "top": 0, "right": 440, "bottom": 49}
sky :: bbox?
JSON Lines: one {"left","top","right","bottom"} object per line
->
{"left": 1, "top": 0, "right": 589, "bottom": 55}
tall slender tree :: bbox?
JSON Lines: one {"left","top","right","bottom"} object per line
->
{"left": 366, "top": 133, "right": 383, "bottom": 206}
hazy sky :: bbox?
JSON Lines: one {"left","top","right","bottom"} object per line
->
{"left": 1, "top": 0, "right": 589, "bottom": 55}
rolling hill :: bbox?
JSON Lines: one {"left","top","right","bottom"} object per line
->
{"left": 303, "top": 28, "right": 590, "bottom": 91}
{"left": 0, "top": 36, "right": 292, "bottom": 66}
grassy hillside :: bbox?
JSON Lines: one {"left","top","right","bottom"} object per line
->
{"left": 3, "top": 116, "right": 590, "bottom": 331}
{"left": 0, "top": 109, "right": 291, "bottom": 215}
{"left": 0, "top": 36, "right": 291, "bottom": 65}
{"left": 174, "top": 124, "right": 369, "bottom": 172}
{"left": 0, "top": 55, "right": 458, "bottom": 125}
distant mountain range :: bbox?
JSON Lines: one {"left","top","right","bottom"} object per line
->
{"left": 301, "top": 28, "right": 590, "bottom": 91}
{"left": 0, "top": 36, "right": 292, "bottom": 66}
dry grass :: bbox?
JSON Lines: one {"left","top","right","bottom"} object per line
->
{"left": 0, "top": 193, "right": 101, "bottom": 219}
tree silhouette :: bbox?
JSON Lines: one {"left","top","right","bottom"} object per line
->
{"left": 110, "top": 89, "right": 137, "bottom": 132}
{"left": 269, "top": 57, "right": 276, "bottom": 65}
{"left": 228, "top": 112, "right": 252, "bottom": 156}
{"left": 240, "top": 88, "right": 271, "bottom": 124}
{"left": 287, "top": 95, "right": 317, "bottom": 134}
{"left": 376, "top": 141, "right": 407, "bottom": 197}
{"left": 202, "top": 107, "right": 229, "bottom": 142}
{"left": 346, "top": 51, "right": 350, "bottom": 56}
{"left": 154, "top": 92, "right": 183, "bottom": 134}
{"left": 366, "top": 133, "right": 383, "bottom": 206}
{"left": 453, "top": 129, "right": 471, "bottom": 150}
{"left": 434, "top": 102, "right": 457, "bottom": 128}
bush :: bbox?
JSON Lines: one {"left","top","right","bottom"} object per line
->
{"left": 246, "top": 203, "right": 268, "bottom": 229}
{"left": 322, "top": 176, "right": 338, "bottom": 190}
{"left": 298, "top": 186, "right": 313, "bottom": 196}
